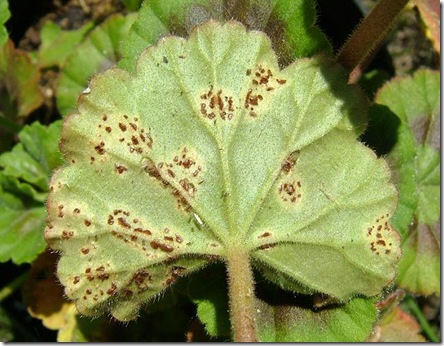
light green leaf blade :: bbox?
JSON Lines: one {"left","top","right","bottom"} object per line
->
{"left": 368, "top": 69, "right": 440, "bottom": 295}
{"left": 38, "top": 21, "right": 94, "bottom": 68}
{"left": 0, "top": 0, "right": 10, "bottom": 47}
{"left": 251, "top": 130, "right": 399, "bottom": 299}
{"left": 56, "top": 14, "right": 136, "bottom": 116}
{"left": 46, "top": 21, "right": 399, "bottom": 322}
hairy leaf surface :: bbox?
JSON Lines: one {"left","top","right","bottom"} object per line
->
{"left": 46, "top": 21, "right": 399, "bottom": 321}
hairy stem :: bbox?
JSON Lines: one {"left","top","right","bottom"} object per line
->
{"left": 336, "top": 0, "right": 410, "bottom": 83}
{"left": 225, "top": 248, "right": 257, "bottom": 342}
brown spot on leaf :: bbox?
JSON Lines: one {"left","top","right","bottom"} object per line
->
{"left": 258, "top": 243, "right": 276, "bottom": 250}
{"left": 118, "top": 123, "right": 127, "bottom": 132}
{"left": 134, "top": 228, "right": 152, "bottom": 236}
{"left": 115, "top": 164, "right": 128, "bottom": 174}
{"left": 61, "top": 230, "right": 74, "bottom": 239}
{"left": 118, "top": 217, "right": 131, "bottom": 229}
{"left": 171, "top": 266, "right": 186, "bottom": 278}
{"left": 94, "top": 142, "right": 106, "bottom": 155}
{"left": 97, "top": 273, "right": 110, "bottom": 281}
{"left": 122, "top": 289, "right": 133, "bottom": 298}
{"left": 132, "top": 269, "right": 151, "bottom": 286}
{"left": 258, "top": 232, "right": 271, "bottom": 238}
{"left": 108, "top": 215, "right": 114, "bottom": 225}
{"left": 281, "top": 155, "right": 296, "bottom": 174}
{"left": 200, "top": 87, "right": 234, "bottom": 121}
{"left": 107, "top": 283, "right": 117, "bottom": 295}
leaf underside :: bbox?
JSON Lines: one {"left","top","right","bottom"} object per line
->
{"left": 45, "top": 20, "right": 400, "bottom": 321}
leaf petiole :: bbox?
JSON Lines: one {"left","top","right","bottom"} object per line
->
{"left": 225, "top": 248, "right": 257, "bottom": 342}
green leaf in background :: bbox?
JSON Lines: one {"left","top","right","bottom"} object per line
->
{"left": 256, "top": 292, "right": 378, "bottom": 342}
{"left": 121, "top": 0, "right": 143, "bottom": 11}
{"left": 0, "top": 189, "right": 46, "bottom": 264}
{"left": 184, "top": 263, "right": 231, "bottom": 339}
{"left": 118, "top": 0, "right": 219, "bottom": 72}
{"left": 0, "top": 41, "right": 43, "bottom": 125}
{"left": 365, "top": 69, "right": 440, "bottom": 296}
{"left": 56, "top": 14, "right": 136, "bottom": 116}
{"left": 414, "top": 0, "right": 440, "bottom": 54}
{"left": 0, "top": 121, "right": 62, "bottom": 264}
{"left": 0, "top": 121, "right": 63, "bottom": 195}
{"left": 187, "top": 264, "right": 378, "bottom": 342}
{"left": 265, "top": 0, "right": 332, "bottom": 64}
{"left": 46, "top": 21, "right": 399, "bottom": 330}
{"left": 368, "top": 306, "right": 426, "bottom": 342}
{"left": 37, "top": 21, "right": 94, "bottom": 68}
{"left": 0, "top": 0, "right": 10, "bottom": 47}
{"left": 0, "top": 305, "right": 14, "bottom": 342}
{"left": 119, "top": 0, "right": 331, "bottom": 72}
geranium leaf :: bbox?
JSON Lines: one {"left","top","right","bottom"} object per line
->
{"left": 255, "top": 281, "right": 378, "bottom": 342}
{"left": 0, "top": 41, "right": 43, "bottom": 119}
{"left": 366, "top": 69, "right": 440, "bottom": 295}
{"left": 368, "top": 306, "right": 426, "bottom": 342}
{"left": 46, "top": 21, "right": 399, "bottom": 323}
{"left": 37, "top": 21, "right": 94, "bottom": 68}
{"left": 0, "top": 189, "right": 46, "bottom": 264}
{"left": 119, "top": 0, "right": 331, "bottom": 72}
{"left": 56, "top": 14, "right": 136, "bottom": 116}
{"left": 414, "top": 0, "right": 440, "bottom": 54}
{"left": 0, "top": 121, "right": 63, "bottom": 194}
{"left": 118, "top": 0, "right": 222, "bottom": 72}
{"left": 0, "top": 121, "right": 62, "bottom": 264}
{"left": 0, "top": 0, "right": 10, "bottom": 47}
